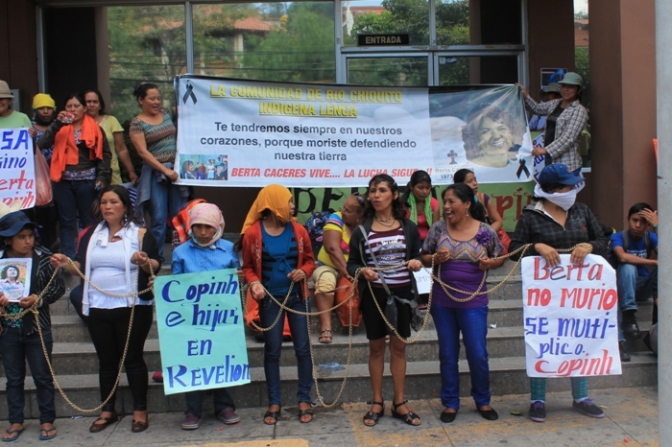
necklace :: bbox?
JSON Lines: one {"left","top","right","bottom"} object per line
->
{"left": 375, "top": 216, "right": 396, "bottom": 228}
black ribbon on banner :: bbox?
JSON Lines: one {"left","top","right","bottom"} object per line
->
{"left": 182, "top": 82, "right": 197, "bottom": 105}
{"left": 517, "top": 158, "right": 531, "bottom": 179}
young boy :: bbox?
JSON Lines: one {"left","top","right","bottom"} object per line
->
{"left": 171, "top": 202, "right": 241, "bottom": 430}
{"left": 611, "top": 202, "right": 658, "bottom": 361}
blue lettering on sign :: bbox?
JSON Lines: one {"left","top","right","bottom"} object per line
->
{"left": 1, "top": 129, "right": 30, "bottom": 150}
{"left": 161, "top": 280, "right": 183, "bottom": 303}
{"left": 165, "top": 310, "right": 185, "bottom": 327}
{"left": 164, "top": 355, "right": 250, "bottom": 389}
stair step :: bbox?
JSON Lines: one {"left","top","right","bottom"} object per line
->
{"left": 0, "top": 353, "right": 656, "bottom": 418}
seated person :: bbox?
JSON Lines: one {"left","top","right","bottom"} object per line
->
{"left": 611, "top": 202, "right": 658, "bottom": 351}
{"left": 313, "top": 194, "right": 364, "bottom": 343}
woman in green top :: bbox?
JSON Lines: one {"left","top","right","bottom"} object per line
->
{"left": 83, "top": 89, "right": 138, "bottom": 185}
{"left": 129, "top": 83, "right": 188, "bottom": 262}
{"left": 0, "top": 80, "right": 31, "bottom": 129}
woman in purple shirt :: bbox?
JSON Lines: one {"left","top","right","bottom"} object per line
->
{"left": 421, "top": 183, "right": 503, "bottom": 424}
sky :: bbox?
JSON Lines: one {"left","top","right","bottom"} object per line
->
{"left": 574, "top": 0, "right": 588, "bottom": 15}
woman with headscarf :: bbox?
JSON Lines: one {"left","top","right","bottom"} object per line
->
{"left": 509, "top": 163, "right": 608, "bottom": 423}
{"left": 239, "top": 185, "right": 315, "bottom": 425}
{"left": 171, "top": 203, "right": 241, "bottom": 430}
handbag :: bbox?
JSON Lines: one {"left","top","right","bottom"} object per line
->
{"left": 334, "top": 275, "right": 362, "bottom": 327}
{"left": 497, "top": 228, "right": 511, "bottom": 254}
{"left": 34, "top": 149, "right": 53, "bottom": 206}
{"left": 358, "top": 225, "right": 421, "bottom": 334}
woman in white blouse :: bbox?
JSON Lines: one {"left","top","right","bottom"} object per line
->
{"left": 51, "top": 185, "right": 160, "bottom": 434}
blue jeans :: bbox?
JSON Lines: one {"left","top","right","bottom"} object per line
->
{"left": 184, "top": 388, "right": 235, "bottom": 419}
{"left": 52, "top": 179, "right": 97, "bottom": 259}
{"left": 0, "top": 327, "right": 55, "bottom": 424}
{"left": 259, "top": 292, "right": 313, "bottom": 406}
{"left": 617, "top": 264, "right": 657, "bottom": 340}
{"left": 430, "top": 305, "right": 490, "bottom": 409}
{"left": 148, "top": 172, "right": 188, "bottom": 262}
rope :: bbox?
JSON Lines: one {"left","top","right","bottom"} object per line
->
{"left": 2, "top": 257, "right": 155, "bottom": 413}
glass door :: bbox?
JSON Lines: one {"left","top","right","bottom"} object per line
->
{"left": 345, "top": 54, "right": 432, "bottom": 86}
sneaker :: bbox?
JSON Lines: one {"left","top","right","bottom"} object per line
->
{"left": 181, "top": 413, "right": 202, "bottom": 430}
{"left": 573, "top": 398, "right": 605, "bottom": 418}
{"left": 619, "top": 341, "right": 631, "bottom": 362}
{"left": 217, "top": 407, "right": 241, "bottom": 425}
{"left": 529, "top": 401, "right": 546, "bottom": 422}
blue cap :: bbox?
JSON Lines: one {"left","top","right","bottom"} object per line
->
{"left": 0, "top": 211, "right": 40, "bottom": 238}
{"left": 537, "top": 163, "right": 583, "bottom": 186}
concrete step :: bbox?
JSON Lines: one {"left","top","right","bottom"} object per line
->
{"left": 47, "top": 295, "right": 655, "bottom": 345}
{"left": 7, "top": 317, "right": 654, "bottom": 377}
{"left": 0, "top": 352, "right": 657, "bottom": 419}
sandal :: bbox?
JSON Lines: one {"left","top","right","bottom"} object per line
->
{"left": 391, "top": 400, "right": 421, "bottom": 426}
{"left": 89, "top": 411, "right": 119, "bottom": 433}
{"left": 363, "top": 401, "right": 385, "bottom": 427}
{"left": 298, "top": 402, "right": 314, "bottom": 423}
{"left": 39, "top": 424, "right": 57, "bottom": 441}
{"left": 319, "top": 329, "right": 333, "bottom": 344}
{"left": 263, "top": 406, "right": 281, "bottom": 425}
{"left": 1, "top": 425, "right": 24, "bottom": 442}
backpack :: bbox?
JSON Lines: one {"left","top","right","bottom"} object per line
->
{"left": 304, "top": 210, "right": 333, "bottom": 258}
{"left": 607, "top": 229, "right": 653, "bottom": 268}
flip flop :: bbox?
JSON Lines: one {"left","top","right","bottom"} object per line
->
{"left": 1, "top": 427, "right": 24, "bottom": 442}
{"left": 39, "top": 427, "right": 57, "bottom": 441}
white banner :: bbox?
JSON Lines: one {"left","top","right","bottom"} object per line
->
{"left": 0, "top": 128, "right": 36, "bottom": 209}
{"left": 521, "top": 254, "right": 621, "bottom": 378}
{"left": 175, "top": 76, "right": 534, "bottom": 187}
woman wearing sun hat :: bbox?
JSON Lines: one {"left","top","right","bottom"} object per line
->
{"left": 517, "top": 72, "right": 588, "bottom": 174}
{"left": 0, "top": 80, "right": 31, "bottom": 129}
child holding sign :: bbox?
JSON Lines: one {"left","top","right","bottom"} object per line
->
{"left": 171, "top": 203, "right": 241, "bottom": 430}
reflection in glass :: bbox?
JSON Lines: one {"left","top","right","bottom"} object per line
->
{"left": 348, "top": 57, "right": 427, "bottom": 86}
{"left": 438, "top": 56, "right": 518, "bottom": 85}
{"left": 107, "top": 5, "right": 186, "bottom": 119}
{"left": 342, "top": 0, "right": 429, "bottom": 46}
{"left": 193, "top": 3, "right": 335, "bottom": 84}
{"left": 435, "top": 0, "right": 522, "bottom": 46}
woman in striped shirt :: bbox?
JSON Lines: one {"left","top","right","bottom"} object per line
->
{"left": 347, "top": 174, "right": 424, "bottom": 427}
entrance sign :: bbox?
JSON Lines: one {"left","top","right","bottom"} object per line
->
{"left": 0, "top": 128, "right": 36, "bottom": 209}
{"left": 154, "top": 269, "right": 250, "bottom": 395}
{"left": 521, "top": 254, "right": 621, "bottom": 378}
{"left": 175, "top": 75, "right": 534, "bottom": 187}
{"left": 357, "top": 34, "right": 410, "bottom": 46}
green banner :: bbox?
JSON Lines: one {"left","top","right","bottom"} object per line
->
{"left": 294, "top": 182, "right": 534, "bottom": 232}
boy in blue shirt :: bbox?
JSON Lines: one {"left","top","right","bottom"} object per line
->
{"left": 611, "top": 202, "right": 658, "bottom": 360}
{"left": 171, "top": 203, "right": 241, "bottom": 430}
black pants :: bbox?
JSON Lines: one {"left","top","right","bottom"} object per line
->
{"left": 88, "top": 305, "right": 153, "bottom": 412}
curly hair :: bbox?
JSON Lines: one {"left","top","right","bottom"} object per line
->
{"left": 363, "top": 174, "right": 407, "bottom": 221}
{"left": 462, "top": 103, "right": 526, "bottom": 160}
{"left": 1, "top": 264, "right": 19, "bottom": 280}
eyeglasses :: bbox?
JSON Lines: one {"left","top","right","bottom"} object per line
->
{"left": 353, "top": 191, "right": 365, "bottom": 206}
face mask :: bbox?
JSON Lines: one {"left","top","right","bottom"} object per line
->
{"left": 534, "top": 183, "right": 579, "bottom": 211}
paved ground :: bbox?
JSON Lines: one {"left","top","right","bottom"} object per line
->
{"left": 1, "top": 386, "right": 658, "bottom": 446}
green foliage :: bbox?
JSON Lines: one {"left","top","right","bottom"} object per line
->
{"left": 241, "top": 3, "right": 336, "bottom": 83}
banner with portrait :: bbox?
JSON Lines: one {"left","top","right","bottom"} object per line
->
{"left": 175, "top": 75, "right": 533, "bottom": 187}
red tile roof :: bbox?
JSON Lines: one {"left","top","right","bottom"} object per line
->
{"left": 234, "top": 17, "right": 272, "bottom": 32}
